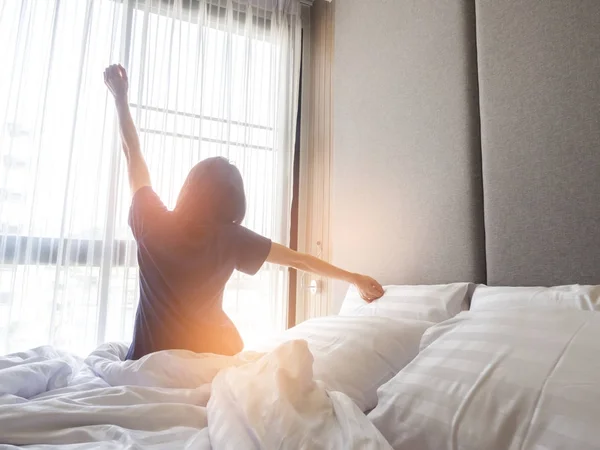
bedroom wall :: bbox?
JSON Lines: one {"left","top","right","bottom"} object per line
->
{"left": 330, "top": 0, "right": 485, "bottom": 309}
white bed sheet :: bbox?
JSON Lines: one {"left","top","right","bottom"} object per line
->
{"left": 0, "top": 341, "right": 391, "bottom": 449}
{"left": 369, "top": 310, "right": 600, "bottom": 450}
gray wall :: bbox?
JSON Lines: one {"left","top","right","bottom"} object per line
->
{"left": 476, "top": 0, "right": 600, "bottom": 286}
{"left": 331, "top": 0, "right": 485, "bottom": 309}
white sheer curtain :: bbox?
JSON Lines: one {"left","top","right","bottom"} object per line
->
{"left": 0, "top": 0, "right": 301, "bottom": 356}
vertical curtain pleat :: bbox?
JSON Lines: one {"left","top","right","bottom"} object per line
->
{"left": 0, "top": 0, "right": 301, "bottom": 355}
{"left": 296, "top": 0, "right": 333, "bottom": 322}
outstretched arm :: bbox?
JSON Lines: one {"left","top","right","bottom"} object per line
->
{"left": 266, "top": 242, "right": 384, "bottom": 302}
{"left": 104, "top": 64, "right": 151, "bottom": 195}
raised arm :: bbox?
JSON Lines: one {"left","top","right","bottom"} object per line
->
{"left": 104, "top": 64, "right": 151, "bottom": 195}
{"left": 266, "top": 242, "right": 384, "bottom": 302}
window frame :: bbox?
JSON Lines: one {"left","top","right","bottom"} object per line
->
{"left": 0, "top": 0, "right": 308, "bottom": 346}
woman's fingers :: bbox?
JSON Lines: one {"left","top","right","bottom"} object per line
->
{"left": 108, "top": 63, "right": 127, "bottom": 80}
{"left": 363, "top": 286, "right": 383, "bottom": 302}
{"left": 366, "top": 282, "right": 382, "bottom": 296}
{"left": 117, "top": 64, "right": 127, "bottom": 79}
{"left": 360, "top": 290, "right": 376, "bottom": 302}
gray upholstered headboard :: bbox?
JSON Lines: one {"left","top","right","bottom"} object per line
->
{"left": 476, "top": 0, "right": 600, "bottom": 286}
{"left": 332, "top": 0, "right": 600, "bottom": 298}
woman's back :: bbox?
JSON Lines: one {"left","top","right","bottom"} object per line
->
{"left": 126, "top": 187, "right": 271, "bottom": 360}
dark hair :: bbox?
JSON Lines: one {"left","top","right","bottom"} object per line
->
{"left": 175, "top": 157, "right": 246, "bottom": 228}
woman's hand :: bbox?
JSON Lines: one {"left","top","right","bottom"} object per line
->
{"left": 352, "top": 274, "right": 384, "bottom": 302}
{"left": 104, "top": 64, "right": 128, "bottom": 100}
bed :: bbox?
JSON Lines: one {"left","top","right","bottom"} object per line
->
{"left": 0, "top": 284, "right": 469, "bottom": 448}
{"left": 2, "top": 284, "right": 600, "bottom": 449}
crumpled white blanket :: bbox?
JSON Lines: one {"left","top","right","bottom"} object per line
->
{"left": 0, "top": 340, "right": 391, "bottom": 449}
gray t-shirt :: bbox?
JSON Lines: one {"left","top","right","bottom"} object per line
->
{"left": 125, "top": 186, "right": 271, "bottom": 360}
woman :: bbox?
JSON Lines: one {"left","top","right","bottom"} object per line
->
{"left": 104, "top": 64, "right": 384, "bottom": 360}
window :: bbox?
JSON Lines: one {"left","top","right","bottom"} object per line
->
{"left": 0, "top": 0, "right": 300, "bottom": 355}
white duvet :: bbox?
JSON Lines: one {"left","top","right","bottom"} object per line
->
{"left": 370, "top": 310, "right": 600, "bottom": 450}
{"left": 0, "top": 340, "right": 391, "bottom": 449}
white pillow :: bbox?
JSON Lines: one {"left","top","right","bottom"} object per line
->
{"left": 470, "top": 284, "right": 600, "bottom": 312}
{"left": 369, "top": 310, "right": 600, "bottom": 450}
{"left": 339, "top": 283, "right": 471, "bottom": 323}
{"left": 248, "top": 315, "right": 432, "bottom": 412}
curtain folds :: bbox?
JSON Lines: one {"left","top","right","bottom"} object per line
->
{"left": 296, "top": 0, "right": 334, "bottom": 322}
{"left": 0, "top": 0, "right": 301, "bottom": 355}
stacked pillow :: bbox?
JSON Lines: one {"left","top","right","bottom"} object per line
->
{"left": 369, "top": 308, "right": 600, "bottom": 450}
{"left": 339, "top": 283, "right": 471, "bottom": 322}
{"left": 250, "top": 283, "right": 472, "bottom": 411}
{"left": 470, "top": 284, "right": 600, "bottom": 312}
{"left": 251, "top": 314, "right": 431, "bottom": 411}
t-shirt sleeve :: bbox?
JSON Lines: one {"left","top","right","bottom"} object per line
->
{"left": 128, "top": 186, "right": 168, "bottom": 241}
{"left": 233, "top": 226, "right": 272, "bottom": 275}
